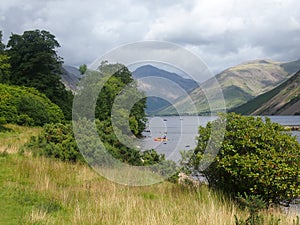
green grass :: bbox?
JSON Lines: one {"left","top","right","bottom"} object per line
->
{"left": 0, "top": 125, "right": 299, "bottom": 224}
{"left": 0, "top": 155, "right": 63, "bottom": 224}
{"left": 0, "top": 124, "right": 42, "bottom": 154}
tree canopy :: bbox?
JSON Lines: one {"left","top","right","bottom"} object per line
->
{"left": 5, "top": 30, "right": 73, "bottom": 119}
{"left": 0, "top": 31, "right": 5, "bottom": 53}
{"left": 79, "top": 64, "right": 87, "bottom": 75}
{"left": 0, "top": 31, "right": 11, "bottom": 84}
{"left": 79, "top": 62, "right": 147, "bottom": 136}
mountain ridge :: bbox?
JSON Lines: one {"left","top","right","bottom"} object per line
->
{"left": 158, "top": 59, "right": 300, "bottom": 115}
{"left": 132, "top": 65, "right": 199, "bottom": 114}
{"left": 58, "top": 59, "right": 300, "bottom": 116}
{"left": 231, "top": 70, "right": 300, "bottom": 115}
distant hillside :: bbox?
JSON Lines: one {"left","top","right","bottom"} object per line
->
{"left": 232, "top": 70, "right": 300, "bottom": 115}
{"left": 133, "top": 65, "right": 198, "bottom": 92}
{"left": 281, "top": 59, "right": 300, "bottom": 74}
{"left": 132, "top": 65, "right": 198, "bottom": 114}
{"left": 61, "top": 65, "right": 82, "bottom": 92}
{"left": 158, "top": 59, "right": 300, "bottom": 115}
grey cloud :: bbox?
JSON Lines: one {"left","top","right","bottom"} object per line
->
{"left": 0, "top": 0, "right": 300, "bottom": 74}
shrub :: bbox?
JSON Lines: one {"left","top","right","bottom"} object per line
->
{"left": 25, "top": 119, "right": 169, "bottom": 168}
{"left": 0, "top": 83, "right": 64, "bottom": 126}
{"left": 16, "top": 114, "right": 34, "bottom": 126}
{"left": 26, "top": 123, "right": 84, "bottom": 163}
{"left": 181, "top": 113, "right": 300, "bottom": 205}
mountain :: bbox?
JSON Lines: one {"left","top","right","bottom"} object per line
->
{"left": 132, "top": 65, "right": 199, "bottom": 114}
{"left": 231, "top": 70, "right": 300, "bottom": 115}
{"left": 60, "top": 64, "right": 197, "bottom": 114}
{"left": 158, "top": 59, "right": 300, "bottom": 115}
{"left": 60, "top": 65, "right": 82, "bottom": 92}
{"left": 133, "top": 65, "right": 198, "bottom": 92}
{"left": 281, "top": 59, "right": 300, "bottom": 74}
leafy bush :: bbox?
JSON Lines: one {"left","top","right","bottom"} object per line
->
{"left": 0, "top": 117, "right": 6, "bottom": 125}
{"left": 25, "top": 119, "right": 169, "bottom": 168}
{"left": 25, "top": 123, "right": 84, "bottom": 163}
{"left": 181, "top": 113, "right": 300, "bottom": 205}
{"left": 0, "top": 116, "right": 10, "bottom": 132}
{"left": 0, "top": 83, "right": 64, "bottom": 126}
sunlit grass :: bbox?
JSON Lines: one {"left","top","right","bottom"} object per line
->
{"left": 0, "top": 124, "right": 42, "bottom": 153}
{"left": 0, "top": 125, "right": 299, "bottom": 224}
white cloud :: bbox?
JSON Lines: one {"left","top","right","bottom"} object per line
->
{"left": 0, "top": 0, "right": 299, "bottom": 73}
{"left": 144, "top": 0, "right": 300, "bottom": 72}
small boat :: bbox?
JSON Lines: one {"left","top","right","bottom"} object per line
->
{"left": 163, "top": 119, "right": 167, "bottom": 121}
{"left": 154, "top": 137, "right": 168, "bottom": 142}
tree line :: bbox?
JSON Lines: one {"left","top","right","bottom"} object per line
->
{"left": 0, "top": 29, "right": 170, "bottom": 170}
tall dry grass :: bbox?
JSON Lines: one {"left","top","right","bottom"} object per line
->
{"left": 0, "top": 124, "right": 41, "bottom": 153}
{"left": 13, "top": 156, "right": 298, "bottom": 225}
{"left": 1, "top": 125, "right": 299, "bottom": 224}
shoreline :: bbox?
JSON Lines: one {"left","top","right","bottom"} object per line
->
{"left": 284, "top": 125, "right": 300, "bottom": 131}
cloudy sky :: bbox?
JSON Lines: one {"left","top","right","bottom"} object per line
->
{"left": 1, "top": 0, "right": 300, "bottom": 74}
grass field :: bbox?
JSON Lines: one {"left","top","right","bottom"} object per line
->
{"left": 0, "top": 125, "right": 299, "bottom": 224}
{"left": 0, "top": 124, "right": 42, "bottom": 154}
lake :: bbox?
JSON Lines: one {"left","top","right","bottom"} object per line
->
{"left": 140, "top": 115, "right": 300, "bottom": 214}
{"left": 141, "top": 116, "right": 300, "bottom": 162}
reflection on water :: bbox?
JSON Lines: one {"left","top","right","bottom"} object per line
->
{"left": 141, "top": 116, "right": 300, "bottom": 162}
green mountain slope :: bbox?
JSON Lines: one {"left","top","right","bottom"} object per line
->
{"left": 232, "top": 70, "right": 300, "bottom": 115}
{"left": 132, "top": 65, "right": 198, "bottom": 115}
{"left": 158, "top": 59, "right": 300, "bottom": 115}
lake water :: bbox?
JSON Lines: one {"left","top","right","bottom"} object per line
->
{"left": 141, "top": 116, "right": 300, "bottom": 162}
{"left": 141, "top": 115, "right": 300, "bottom": 213}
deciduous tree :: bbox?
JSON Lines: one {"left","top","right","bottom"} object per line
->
{"left": 6, "top": 30, "right": 73, "bottom": 119}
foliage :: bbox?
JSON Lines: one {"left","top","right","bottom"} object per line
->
{"left": 25, "top": 119, "right": 168, "bottom": 168}
{"left": 26, "top": 123, "right": 84, "bottom": 163}
{"left": 5, "top": 29, "right": 73, "bottom": 119}
{"left": 141, "top": 149, "right": 165, "bottom": 165}
{"left": 0, "top": 31, "right": 11, "bottom": 83}
{"left": 0, "top": 54, "right": 11, "bottom": 83}
{"left": 79, "top": 64, "right": 87, "bottom": 74}
{"left": 181, "top": 113, "right": 300, "bottom": 205}
{"left": 234, "top": 193, "right": 271, "bottom": 225}
{"left": 6, "top": 30, "right": 62, "bottom": 85}
{"left": 0, "top": 31, "right": 5, "bottom": 53}
{"left": 77, "top": 62, "right": 147, "bottom": 136}
{"left": 95, "top": 62, "right": 147, "bottom": 135}
{"left": 0, "top": 83, "right": 64, "bottom": 126}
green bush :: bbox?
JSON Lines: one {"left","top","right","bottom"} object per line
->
{"left": 25, "top": 119, "right": 171, "bottom": 170}
{"left": 0, "top": 83, "right": 64, "bottom": 126}
{"left": 16, "top": 114, "right": 34, "bottom": 126}
{"left": 0, "top": 117, "right": 6, "bottom": 125}
{"left": 26, "top": 123, "right": 84, "bottom": 163}
{"left": 181, "top": 113, "right": 300, "bottom": 205}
